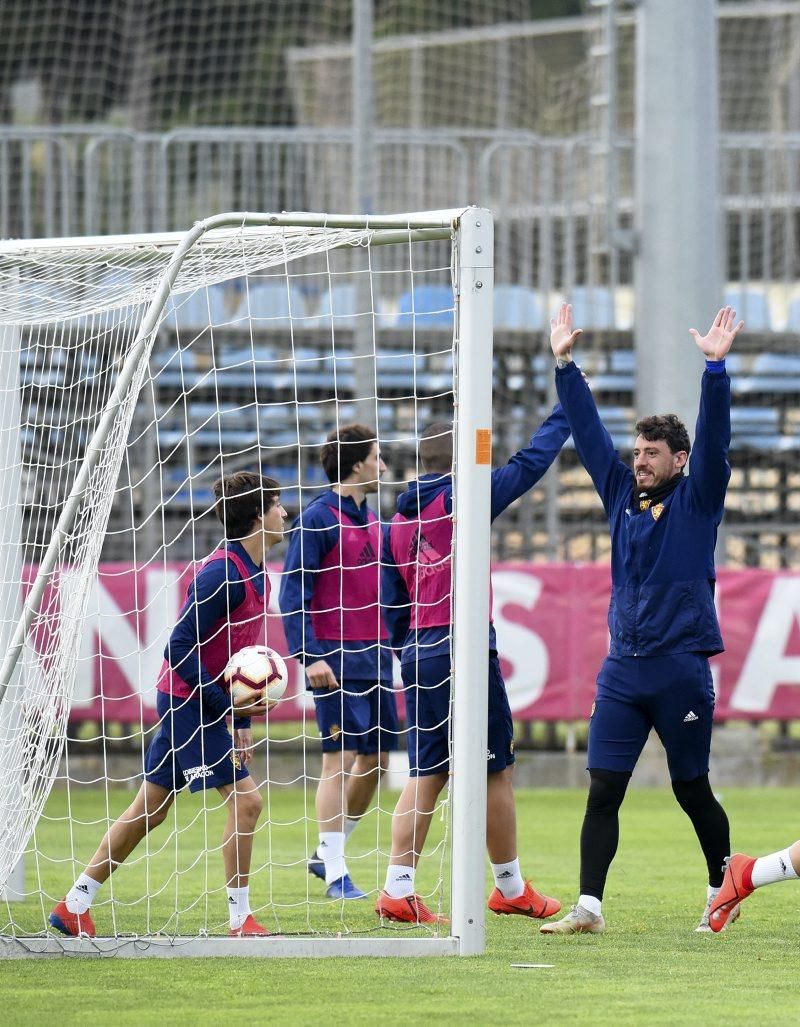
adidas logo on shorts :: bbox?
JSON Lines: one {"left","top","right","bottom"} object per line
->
{"left": 683, "top": 710, "right": 699, "bottom": 723}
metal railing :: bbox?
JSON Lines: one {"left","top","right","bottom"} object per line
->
{"left": 4, "top": 126, "right": 800, "bottom": 331}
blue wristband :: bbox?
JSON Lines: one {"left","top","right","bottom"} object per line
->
{"left": 705, "top": 358, "right": 726, "bottom": 374}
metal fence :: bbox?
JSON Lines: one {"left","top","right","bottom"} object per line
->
{"left": 3, "top": 126, "right": 800, "bottom": 329}
{"left": 4, "top": 124, "right": 800, "bottom": 571}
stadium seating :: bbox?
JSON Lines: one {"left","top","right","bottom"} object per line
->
{"left": 494, "top": 285, "right": 542, "bottom": 330}
{"left": 568, "top": 286, "right": 616, "bottom": 329}
{"left": 309, "top": 284, "right": 365, "bottom": 327}
{"left": 247, "top": 281, "right": 307, "bottom": 327}
{"left": 785, "top": 297, "right": 800, "bottom": 331}
{"left": 397, "top": 284, "right": 454, "bottom": 327}
{"left": 724, "top": 287, "right": 771, "bottom": 331}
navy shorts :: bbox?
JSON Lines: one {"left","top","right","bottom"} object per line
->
{"left": 587, "top": 652, "right": 715, "bottom": 782}
{"left": 402, "top": 652, "right": 514, "bottom": 778}
{"left": 144, "top": 690, "right": 250, "bottom": 794}
{"left": 311, "top": 679, "right": 399, "bottom": 755}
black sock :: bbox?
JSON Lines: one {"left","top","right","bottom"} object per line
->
{"left": 579, "top": 768, "right": 631, "bottom": 901}
{"left": 671, "top": 774, "right": 730, "bottom": 888}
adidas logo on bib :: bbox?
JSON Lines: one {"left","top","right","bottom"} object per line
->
{"left": 683, "top": 711, "right": 699, "bottom": 723}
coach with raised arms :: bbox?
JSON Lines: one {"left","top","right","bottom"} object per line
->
{"left": 541, "top": 304, "right": 743, "bottom": 936}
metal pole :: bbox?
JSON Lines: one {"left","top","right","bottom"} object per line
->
{"left": 450, "top": 207, "right": 493, "bottom": 956}
{"left": 352, "top": 0, "right": 377, "bottom": 428}
{"left": 0, "top": 295, "right": 25, "bottom": 898}
{"left": 605, "top": 0, "right": 620, "bottom": 293}
{"left": 634, "top": 0, "right": 721, "bottom": 431}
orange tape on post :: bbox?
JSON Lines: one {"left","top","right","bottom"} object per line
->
{"left": 475, "top": 428, "right": 492, "bottom": 465}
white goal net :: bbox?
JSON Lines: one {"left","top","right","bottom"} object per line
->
{"left": 0, "top": 209, "right": 494, "bottom": 957}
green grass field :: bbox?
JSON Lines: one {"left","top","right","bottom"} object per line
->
{"left": 2, "top": 785, "right": 797, "bottom": 1025}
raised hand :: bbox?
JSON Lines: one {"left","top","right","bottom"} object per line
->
{"left": 550, "top": 302, "right": 583, "bottom": 360}
{"left": 689, "top": 306, "right": 744, "bottom": 361}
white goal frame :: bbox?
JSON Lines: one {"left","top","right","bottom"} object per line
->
{"left": 0, "top": 207, "right": 494, "bottom": 959}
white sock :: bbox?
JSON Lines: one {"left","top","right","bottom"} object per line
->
{"left": 578, "top": 893, "right": 602, "bottom": 917}
{"left": 707, "top": 884, "right": 720, "bottom": 903}
{"left": 491, "top": 859, "right": 525, "bottom": 900}
{"left": 752, "top": 848, "right": 799, "bottom": 889}
{"left": 227, "top": 885, "right": 252, "bottom": 929}
{"left": 65, "top": 873, "right": 102, "bottom": 915}
{"left": 384, "top": 864, "right": 416, "bottom": 898}
{"left": 344, "top": 817, "right": 360, "bottom": 841}
{"left": 319, "top": 832, "right": 347, "bottom": 885}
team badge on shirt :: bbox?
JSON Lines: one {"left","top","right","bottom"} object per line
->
{"left": 651, "top": 502, "right": 665, "bottom": 521}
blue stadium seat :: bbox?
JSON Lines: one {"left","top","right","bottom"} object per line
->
{"left": 724, "top": 288, "right": 770, "bottom": 331}
{"left": 786, "top": 298, "right": 800, "bottom": 331}
{"left": 729, "top": 405, "right": 789, "bottom": 451}
{"left": 730, "top": 407, "right": 779, "bottom": 434}
{"left": 731, "top": 354, "right": 800, "bottom": 395}
{"left": 494, "top": 285, "right": 542, "bottom": 330}
{"left": 311, "top": 284, "right": 374, "bottom": 327}
{"left": 246, "top": 281, "right": 304, "bottom": 327}
{"left": 165, "top": 283, "right": 244, "bottom": 330}
{"left": 610, "top": 351, "right": 635, "bottom": 374}
{"left": 397, "top": 284, "right": 454, "bottom": 328}
{"left": 569, "top": 286, "right": 616, "bottom": 329}
{"left": 752, "top": 354, "right": 800, "bottom": 377}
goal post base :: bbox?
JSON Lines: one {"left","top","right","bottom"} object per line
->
{"left": 0, "top": 935, "right": 461, "bottom": 959}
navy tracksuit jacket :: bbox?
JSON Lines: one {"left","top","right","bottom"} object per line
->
{"left": 555, "top": 359, "right": 729, "bottom": 657}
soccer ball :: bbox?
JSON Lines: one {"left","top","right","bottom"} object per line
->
{"left": 223, "top": 645, "right": 288, "bottom": 706}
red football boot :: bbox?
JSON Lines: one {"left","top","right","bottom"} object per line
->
{"left": 488, "top": 880, "right": 562, "bottom": 920}
{"left": 49, "top": 899, "right": 96, "bottom": 938}
{"left": 709, "top": 854, "right": 755, "bottom": 933}
{"left": 375, "top": 891, "right": 449, "bottom": 925}
{"left": 229, "top": 914, "right": 272, "bottom": 937}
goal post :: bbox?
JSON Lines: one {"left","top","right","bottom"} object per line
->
{"left": 0, "top": 207, "right": 494, "bottom": 958}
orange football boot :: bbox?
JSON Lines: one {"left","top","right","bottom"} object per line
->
{"left": 375, "top": 891, "right": 449, "bottom": 925}
{"left": 488, "top": 880, "right": 562, "bottom": 920}
{"left": 709, "top": 854, "right": 755, "bottom": 933}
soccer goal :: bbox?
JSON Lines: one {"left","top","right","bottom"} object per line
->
{"left": 0, "top": 208, "right": 494, "bottom": 958}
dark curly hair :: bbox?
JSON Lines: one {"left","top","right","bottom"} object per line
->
{"left": 634, "top": 414, "right": 691, "bottom": 455}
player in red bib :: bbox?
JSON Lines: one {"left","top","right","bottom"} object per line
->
{"left": 280, "top": 424, "right": 397, "bottom": 900}
{"left": 50, "top": 472, "right": 286, "bottom": 939}
{"left": 377, "top": 415, "right": 569, "bottom": 924}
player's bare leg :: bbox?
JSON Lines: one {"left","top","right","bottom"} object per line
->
{"left": 347, "top": 751, "right": 386, "bottom": 820}
{"left": 87, "top": 781, "right": 175, "bottom": 885}
{"left": 486, "top": 767, "right": 560, "bottom": 920}
{"left": 316, "top": 749, "right": 355, "bottom": 833}
{"left": 50, "top": 781, "right": 174, "bottom": 937}
{"left": 375, "top": 772, "right": 449, "bottom": 924}
{"left": 311, "top": 749, "right": 366, "bottom": 897}
{"left": 389, "top": 771, "right": 448, "bottom": 868}
{"left": 486, "top": 767, "right": 517, "bottom": 863}
{"left": 218, "top": 776, "right": 269, "bottom": 935}
{"left": 219, "top": 776, "right": 263, "bottom": 888}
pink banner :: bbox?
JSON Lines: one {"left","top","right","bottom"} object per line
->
{"left": 53, "top": 562, "right": 800, "bottom": 725}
